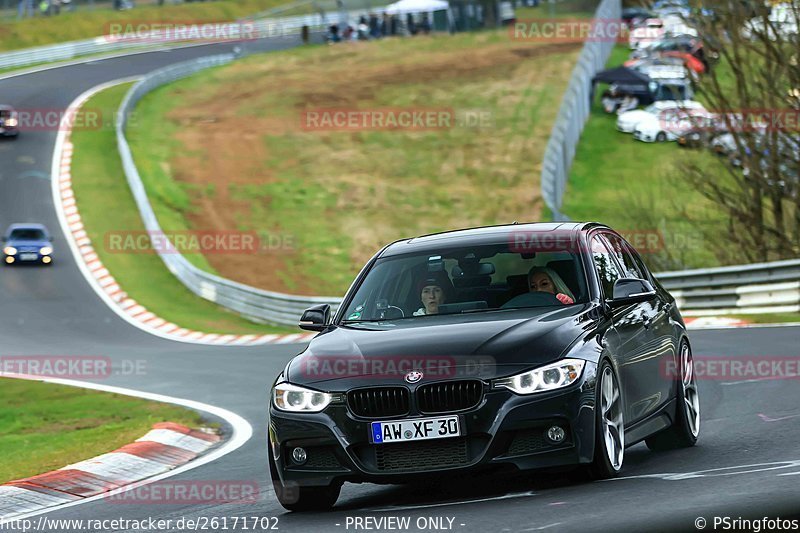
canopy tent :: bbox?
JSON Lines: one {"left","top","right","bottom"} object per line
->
{"left": 591, "top": 66, "right": 652, "bottom": 96}
{"left": 386, "top": 0, "right": 449, "bottom": 14}
{"left": 385, "top": 0, "right": 455, "bottom": 33}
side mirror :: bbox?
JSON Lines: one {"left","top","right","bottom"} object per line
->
{"left": 299, "top": 303, "right": 331, "bottom": 332}
{"left": 607, "top": 278, "right": 656, "bottom": 308}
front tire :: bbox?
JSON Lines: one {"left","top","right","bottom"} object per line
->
{"left": 269, "top": 449, "right": 341, "bottom": 512}
{"left": 656, "top": 132, "right": 667, "bottom": 142}
{"left": 586, "top": 361, "right": 625, "bottom": 479}
{"left": 646, "top": 341, "right": 700, "bottom": 451}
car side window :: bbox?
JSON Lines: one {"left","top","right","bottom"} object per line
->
{"left": 603, "top": 233, "right": 649, "bottom": 280}
{"left": 591, "top": 235, "right": 625, "bottom": 299}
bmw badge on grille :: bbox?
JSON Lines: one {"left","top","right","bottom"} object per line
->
{"left": 405, "top": 370, "right": 423, "bottom": 383}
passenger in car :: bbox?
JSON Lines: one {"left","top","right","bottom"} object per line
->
{"left": 413, "top": 272, "right": 452, "bottom": 316}
{"left": 528, "top": 267, "right": 575, "bottom": 305}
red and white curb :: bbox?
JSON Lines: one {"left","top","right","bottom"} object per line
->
{"left": 52, "top": 79, "right": 316, "bottom": 346}
{"left": 0, "top": 422, "right": 219, "bottom": 520}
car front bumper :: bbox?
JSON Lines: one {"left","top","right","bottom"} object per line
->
{"left": 633, "top": 130, "right": 656, "bottom": 142}
{"left": 269, "top": 362, "right": 598, "bottom": 487}
{"left": 4, "top": 252, "right": 51, "bottom": 264}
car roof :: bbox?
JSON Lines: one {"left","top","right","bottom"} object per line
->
{"left": 0, "top": 105, "right": 13, "bottom": 111}
{"left": 380, "top": 222, "right": 607, "bottom": 257}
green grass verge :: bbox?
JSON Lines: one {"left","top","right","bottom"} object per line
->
{"left": 0, "top": 377, "right": 205, "bottom": 483}
{"left": 724, "top": 313, "right": 800, "bottom": 324}
{"left": 70, "top": 82, "right": 296, "bottom": 334}
{"left": 0, "top": 0, "right": 291, "bottom": 52}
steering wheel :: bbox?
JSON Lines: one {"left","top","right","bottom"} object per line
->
{"left": 502, "top": 291, "right": 562, "bottom": 309}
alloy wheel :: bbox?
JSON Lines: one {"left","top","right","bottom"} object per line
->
{"left": 600, "top": 366, "right": 625, "bottom": 470}
{"left": 681, "top": 344, "right": 701, "bottom": 438}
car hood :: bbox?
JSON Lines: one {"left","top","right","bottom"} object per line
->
{"left": 287, "top": 304, "right": 596, "bottom": 387}
{"left": 6, "top": 239, "right": 50, "bottom": 250}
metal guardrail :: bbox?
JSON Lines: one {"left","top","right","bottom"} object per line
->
{"left": 658, "top": 259, "right": 800, "bottom": 314}
{"left": 539, "top": 0, "right": 621, "bottom": 221}
{"left": 116, "top": 55, "right": 341, "bottom": 326}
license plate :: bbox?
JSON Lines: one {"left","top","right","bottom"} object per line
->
{"left": 371, "top": 415, "right": 460, "bottom": 444}
{"left": 19, "top": 253, "right": 38, "bottom": 260}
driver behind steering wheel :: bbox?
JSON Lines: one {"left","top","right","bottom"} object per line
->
{"left": 413, "top": 272, "right": 453, "bottom": 316}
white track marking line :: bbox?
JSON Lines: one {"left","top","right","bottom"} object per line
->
{"left": 519, "top": 523, "right": 562, "bottom": 532}
{"left": 0, "top": 373, "right": 253, "bottom": 525}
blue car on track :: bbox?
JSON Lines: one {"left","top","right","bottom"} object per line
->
{"left": 3, "top": 223, "right": 54, "bottom": 265}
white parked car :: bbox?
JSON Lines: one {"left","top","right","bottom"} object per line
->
{"left": 661, "top": 14, "right": 698, "bottom": 38}
{"left": 629, "top": 18, "right": 665, "bottom": 49}
{"left": 743, "top": 4, "right": 799, "bottom": 40}
{"left": 633, "top": 108, "right": 713, "bottom": 142}
{"left": 616, "top": 100, "right": 706, "bottom": 133}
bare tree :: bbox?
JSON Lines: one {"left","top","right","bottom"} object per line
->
{"left": 677, "top": 0, "right": 800, "bottom": 262}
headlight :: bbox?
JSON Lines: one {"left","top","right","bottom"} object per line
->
{"left": 3, "top": 247, "right": 16, "bottom": 256}
{"left": 40, "top": 246, "right": 52, "bottom": 255}
{"left": 493, "top": 359, "right": 586, "bottom": 395}
{"left": 273, "top": 382, "right": 332, "bottom": 413}
{"left": 5, "top": 118, "right": 17, "bottom": 127}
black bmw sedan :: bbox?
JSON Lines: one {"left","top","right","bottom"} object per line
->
{"left": 269, "top": 222, "right": 700, "bottom": 511}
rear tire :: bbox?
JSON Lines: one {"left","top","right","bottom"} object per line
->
{"left": 269, "top": 450, "right": 341, "bottom": 512}
{"left": 585, "top": 361, "right": 625, "bottom": 480}
{"left": 646, "top": 341, "right": 700, "bottom": 451}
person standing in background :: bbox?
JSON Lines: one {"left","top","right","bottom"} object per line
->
{"left": 17, "top": 0, "right": 34, "bottom": 18}
{"left": 368, "top": 13, "right": 380, "bottom": 38}
{"left": 420, "top": 12, "right": 431, "bottom": 34}
{"left": 406, "top": 13, "right": 417, "bottom": 35}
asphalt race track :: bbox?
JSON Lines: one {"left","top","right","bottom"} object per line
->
{"left": 1, "top": 36, "right": 800, "bottom": 533}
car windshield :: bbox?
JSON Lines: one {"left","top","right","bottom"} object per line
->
{"left": 0, "top": 110, "right": 11, "bottom": 118}
{"left": 341, "top": 239, "right": 589, "bottom": 323}
{"left": 9, "top": 228, "right": 46, "bottom": 240}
